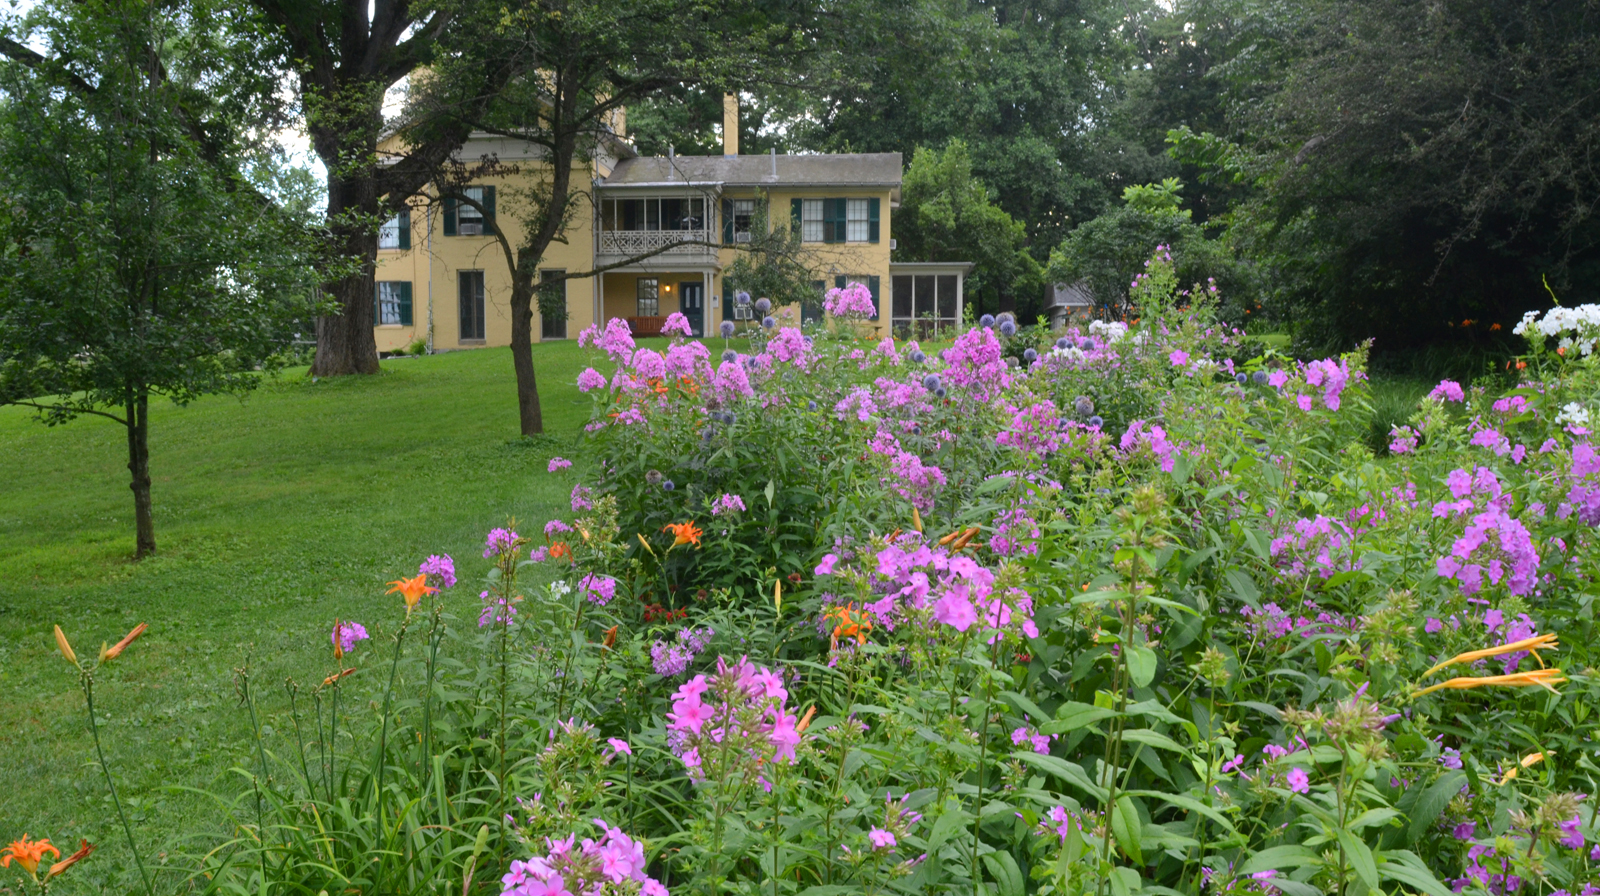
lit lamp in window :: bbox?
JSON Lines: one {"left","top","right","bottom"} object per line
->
{"left": 663, "top": 284, "right": 672, "bottom": 293}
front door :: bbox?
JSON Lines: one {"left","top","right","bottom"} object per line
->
{"left": 680, "top": 282, "right": 704, "bottom": 337}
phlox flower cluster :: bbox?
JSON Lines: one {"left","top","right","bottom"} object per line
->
{"left": 824, "top": 281, "right": 876, "bottom": 319}
{"left": 710, "top": 493, "right": 745, "bottom": 515}
{"left": 480, "top": 590, "right": 519, "bottom": 627}
{"left": 577, "top": 317, "right": 636, "bottom": 363}
{"left": 1436, "top": 506, "right": 1539, "bottom": 596}
{"left": 650, "top": 627, "right": 714, "bottom": 677}
{"left": 1567, "top": 443, "right": 1600, "bottom": 525}
{"left": 1298, "top": 358, "right": 1351, "bottom": 411}
{"left": 331, "top": 621, "right": 369, "bottom": 654}
{"left": 660, "top": 312, "right": 692, "bottom": 338}
{"left": 419, "top": 554, "right": 457, "bottom": 588}
{"left": 576, "top": 368, "right": 609, "bottom": 393}
{"left": 1240, "top": 600, "right": 1355, "bottom": 640}
{"left": 1428, "top": 379, "right": 1466, "bottom": 402}
{"left": 712, "top": 358, "right": 754, "bottom": 405}
{"left": 485, "top": 527, "right": 520, "bottom": 558}
{"left": 865, "top": 791, "right": 924, "bottom": 854}
{"left": 990, "top": 507, "right": 1041, "bottom": 557}
{"left": 1010, "top": 725, "right": 1053, "bottom": 754}
{"left": 847, "top": 538, "right": 1039, "bottom": 643}
{"left": 1514, "top": 303, "right": 1600, "bottom": 356}
{"left": 995, "top": 401, "right": 1062, "bottom": 459}
{"left": 579, "top": 574, "right": 618, "bottom": 606}
{"left": 499, "top": 820, "right": 667, "bottom": 896}
{"left": 665, "top": 656, "right": 800, "bottom": 784}
{"left": 1268, "top": 515, "right": 1356, "bottom": 579}
{"left": 765, "top": 327, "right": 811, "bottom": 367}
{"left": 939, "top": 327, "right": 1010, "bottom": 403}
{"left": 1119, "top": 419, "right": 1178, "bottom": 473}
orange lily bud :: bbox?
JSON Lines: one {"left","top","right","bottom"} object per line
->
{"left": 938, "top": 530, "right": 961, "bottom": 546}
{"left": 911, "top": 505, "right": 923, "bottom": 533}
{"left": 46, "top": 840, "right": 92, "bottom": 879}
{"left": 795, "top": 705, "right": 817, "bottom": 733}
{"left": 100, "top": 623, "right": 147, "bottom": 663}
{"left": 1412, "top": 667, "right": 1566, "bottom": 698}
{"left": 603, "top": 625, "right": 618, "bottom": 649}
{"left": 321, "top": 668, "right": 357, "bottom": 687}
{"left": 1422, "top": 633, "right": 1558, "bottom": 678}
{"left": 53, "top": 625, "right": 77, "bottom": 667}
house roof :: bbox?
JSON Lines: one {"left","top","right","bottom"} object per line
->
{"left": 600, "top": 152, "right": 902, "bottom": 189}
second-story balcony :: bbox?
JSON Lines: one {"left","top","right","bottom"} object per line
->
{"left": 597, "top": 228, "right": 718, "bottom": 261}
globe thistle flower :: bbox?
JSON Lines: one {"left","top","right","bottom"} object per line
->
{"left": 1251, "top": 370, "right": 1269, "bottom": 385}
{"left": 807, "top": 400, "right": 817, "bottom": 411}
{"left": 922, "top": 374, "right": 941, "bottom": 390}
{"left": 1236, "top": 373, "right": 1248, "bottom": 385}
{"left": 720, "top": 320, "right": 735, "bottom": 338}
{"left": 999, "top": 320, "right": 1017, "bottom": 337}
{"left": 909, "top": 350, "right": 926, "bottom": 363}
{"left": 978, "top": 313, "right": 996, "bottom": 328}
{"left": 1088, "top": 415, "right": 1103, "bottom": 428}
{"left": 1080, "top": 338, "right": 1095, "bottom": 350}
{"left": 735, "top": 290, "right": 751, "bottom": 305}
{"left": 646, "top": 469, "right": 664, "bottom": 486}
{"left": 1023, "top": 348, "right": 1038, "bottom": 363}
{"left": 1073, "top": 396, "right": 1095, "bottom": 416}
{"left": 721, "top": 349, "right": 738, "bottom": 363}
{"left": 725, "top": 412, "right": 738, "bottom": 425}
{"left": 755, "top": 297, "right": 771, "bottom": 314}
{"left": 762, "top": 316, "right": 776, "bottom": 329}
{"left": 934, "top": 387, "right": 947, "bottom": 399}
{"left": 663, "top": 480, "right": 675, "bottom": 491}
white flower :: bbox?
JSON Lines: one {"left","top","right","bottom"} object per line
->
{"left": 1557, "top": 402, "right": 1591, "bottom": 427}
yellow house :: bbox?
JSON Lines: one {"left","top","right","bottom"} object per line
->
{"left": 372, "top": 103, "right": 969, "bottom": 352}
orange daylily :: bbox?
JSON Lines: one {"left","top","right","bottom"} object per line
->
{"left": 99, "top": 622, "right": 147, "bottom": 663}
{"left": 795, "top": 704, "right": 817, "bottom": 733}
{"left": 662, "top": 521, "right": 703, "bottom": 548}
{"left": 1422, "top": 633, "right": 1559, "bottom": 678}
{"left": 321, "top": 668, "right": 357, "bottom": 687}
{"left": 824, "top": 603, "right": 873, "bottom": 649}
{"left": 2, "top": 835, "right": 59, "bottom": 876}
{"left": 1412, "top": 667, "right": 1567, "bottom": 698}
{"left": 387, "top": 573, "right": 439, "bottom": 614}
{"left": 550, "top": 541, "right": 573, "bottom": 562}
{"left": 46, "top": 839, "right": 92, "bottom": 879}
{"left": 603, "top": 625, "right": 618, "bottom": 649}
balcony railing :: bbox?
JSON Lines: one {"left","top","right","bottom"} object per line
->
{"left": 597, "top": 228, "right": 717, "bottom": 259}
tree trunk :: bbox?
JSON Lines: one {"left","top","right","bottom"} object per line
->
{"left": 509, "top": 278, "right": 544, "bottom": 436}
{"left": 311, "top": 167, "right": 381, "bottom": 376}
{"left": 126, "top": 385, "right": 155, "bottom": 559}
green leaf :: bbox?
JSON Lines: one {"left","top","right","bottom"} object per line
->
{"left": 764, "top": 478, "right": 776, "bottom": 506}
{"left": 1127, "top": 646, "right": 1158, "bottom": 688}
{"left": 1112, "top": 795, "right": 1143, "bottom": 865}
{"left": 1120, "top": 729, "right": 1186, "bottom": 753}
{"left": 1236, "top": 845, "right": 1321, "bottom": 875}
{"left": 1125, "top": 790, "right": 1238, "bottom": 833}
{"left": 1377, "top": 850, "right": 1454, "bottom": 896}
{"left": 1043, "top": 702, "right": 1118, "bottom": 734}
{"left": 924, "top": 801, "right": 971, "bottom": 850}
{"left": 1406, "top": 772, "right": 1466, "bottom": 844}
{"left": 1012, "top": 752, "right": 1106, "bottom": 801}
{"left": 1337, "top": 829, "right": 1379, "bottom": 895}
{"left": 981, "top": 851, "right": 1025, "bottom": 896}
{"left": 1000, "top": 691, "right": 1048, "bottom": 724}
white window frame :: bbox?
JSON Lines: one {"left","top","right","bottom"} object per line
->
{"left": 378, "top": 213, "right": 403, "bottom": 249}
{"left": 377, "top": 282, "right": 405, "bottom": 325}
{"left": 733, "top": 199, "right": 755, "bottom": 243}
{"left": 457, "top": 186, "right": 486, "bottom": 234}
{"left": 846, "top": 199, "right": 870, "bottom": 242}
{"left": 801, "top": 199, "right": 824, "bottom": 243}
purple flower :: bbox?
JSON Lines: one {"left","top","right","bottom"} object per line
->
{"left": 419, "top": 554, "right": 457, "bottom": 588}
{"left": 570, "top": 485, "right": 593, "bottom": 512}
{"left": 548, "top": 457, "right": 572, "bottom": 472}
{"left": 332, "top": 621, "right": 369, "bottom": 654}
{"left": 1429, "top": 379, "right": 1466, "bottom": 402}
{"left": 868, "top": 828, "right": 896, "bottom": 850}
{"left": 484, "top": 527, "right": 519, "bottom": 558}
{"left": 1561, "top": 815, "right": 1585, "bottom": 849}
{"left": 711, "top": 493, "right": 746, "bottom": 515}
{"left": 607, "top": 738, "right": 632, "bottom": 757}
{"left": 1425, "top": 617, "right": 1444, "bottom": 634}
{"left": 933, "top": 592, "right": 976, "bottom": 631}
{"left": 1169, "top": 349, "right": 1190, "bottom": 367}
{"left": 577, "top": 367, "right": 608, "bottom": 392}
{"left": 1286, "top": 767, "right": 1310, "bottom": 793}
{"left": 1440, "top": 748, "right": 1463, "bottom": 769}
{"left": 580, "top": 574, "right": 618, "bottom": 606}
{"left": 1453, "top": 821, "right": 1477, "bottom": 840}
{"left": 545, "top": 519, "right": 573, "bottom": 538}
{"left": 661, "top": 312, "right": 693, "bottom": 338}
{"left": 814, "top": 553, "right": 839, "bottom": 576}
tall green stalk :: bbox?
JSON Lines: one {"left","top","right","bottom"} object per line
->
{"left": 81, "top": 673, "right": 155, "bottom": 896}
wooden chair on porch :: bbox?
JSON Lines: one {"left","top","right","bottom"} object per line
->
{"left": 628, "top": 316, "right": 666, "bottom": 337}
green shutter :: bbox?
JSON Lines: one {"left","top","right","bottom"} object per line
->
{"left": 399, "top": 281, "right": 413, "bottom": 326}
{"left": 835, "top": 275, "right": 846, "bottom": 289}
{"left": 483, "top": 186, "right": 496, "bottom": 234}
{"left": 443, "top": 197, "right": 457, "bottom": 236}
{"left": 723, "top": 198, "right": 734, "bottom": 244}
{"left": 868, "top": 275, "right": 880, "bottom": 320}
{"left": 833, "top": 198, "right": 850, "bottom": 243}
{"left": 868, "top": 197, "right": 880, "bottom": 243}
{"left": 791, "top": 198, "right": 803, "bottom": 237}
{"left": 373, "top": 282, "right": 380, "bottom": 325}
{"left": 397, "top": 209, "right": 411, "bottom": 249}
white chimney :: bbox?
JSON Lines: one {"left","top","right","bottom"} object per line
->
{"left": 722, "top": 93, "right": 739, "bottom": 156}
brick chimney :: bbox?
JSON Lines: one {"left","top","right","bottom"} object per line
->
{"left": 722, "top": 93, "right": 739, "bottom": 156}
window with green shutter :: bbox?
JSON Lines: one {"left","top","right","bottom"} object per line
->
{"left": 375, "top": 281, "right": 412, "bottom": 326}
{"left": 868, "top": 197, "right": 880, "bottom": 243}
{"left": 447, "top": 186, "right": 495, "bottom": 236}
{"left": 379, "top": 210, "right": 410, "bottom": 249}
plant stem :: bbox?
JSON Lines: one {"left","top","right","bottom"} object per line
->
{"left": 82, "top": 673, "right": 154, "bottom": 896}
{"left": 372, "top": 614, "right": 411, "bottom": 803}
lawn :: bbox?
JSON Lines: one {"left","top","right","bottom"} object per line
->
{"left": 0, "top": 341, "right": 625, "bottom": 891}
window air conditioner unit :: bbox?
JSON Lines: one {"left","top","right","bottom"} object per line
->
{"left": 459, "top": 223, "right": 483, "bottom": 236}
{"left": 889, "top": 238, "right": 897, "bottom": 250}
{"left": 733, "top": 305, "right": 753, "bottom": 320}
{"left": 734, "top": 231, "right": 752, "bottom": 244}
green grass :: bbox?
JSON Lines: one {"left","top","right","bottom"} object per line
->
{"left": 0, "top": 342, "right": 625, "bottom": 893}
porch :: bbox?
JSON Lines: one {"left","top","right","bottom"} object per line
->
{"left": 598, "top": 268, "right": 717, "bottom": 338}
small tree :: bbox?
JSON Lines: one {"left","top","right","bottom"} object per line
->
{"left": 0, "top": 2, "right": 323, "bottom": 558}
{"left": 722, "top": 199, "right": 819, "bottom": 314}
{"left": 894, "top": 140, "right": 1043, "bottom": 318}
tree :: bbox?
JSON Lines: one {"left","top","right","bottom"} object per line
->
{"left": 1047, "top": 178, "right": 1254, "bottom": 319}
{"left": 249, "top": 0, "right": 519, "bottom": 376}
{"left": 894, "top": 141, "right": 1042, "bottom": 317}
{"left": 0, "top": 1, "right": 322, "bottom": 558}
{"left": 410, "top": 0, "right": 835, "bottom": 436}
{"left": 1203, "top": 0, "right": 1600, "bottom": 354}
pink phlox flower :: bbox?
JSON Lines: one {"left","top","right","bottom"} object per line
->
{"left": 660, "top": 312, "right": 692, "bottom": 338}
{"left": 1286, "top": 767, "right": 1310, "bottom": 793}
{"left": 547, "top": 456, "right": 573, "bottom": 472}
{"left": 1429, "top": 379, "right": 1466, "bottom": 402}
{"left": 868, "top": 828, "right": 896, "bottom": 850}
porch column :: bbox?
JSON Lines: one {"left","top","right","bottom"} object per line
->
{"left": 597, "top": 270, "right": 605, "bottom": 328}
{"left": 703, "top": 270, "right": 711, "bottom": 333}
